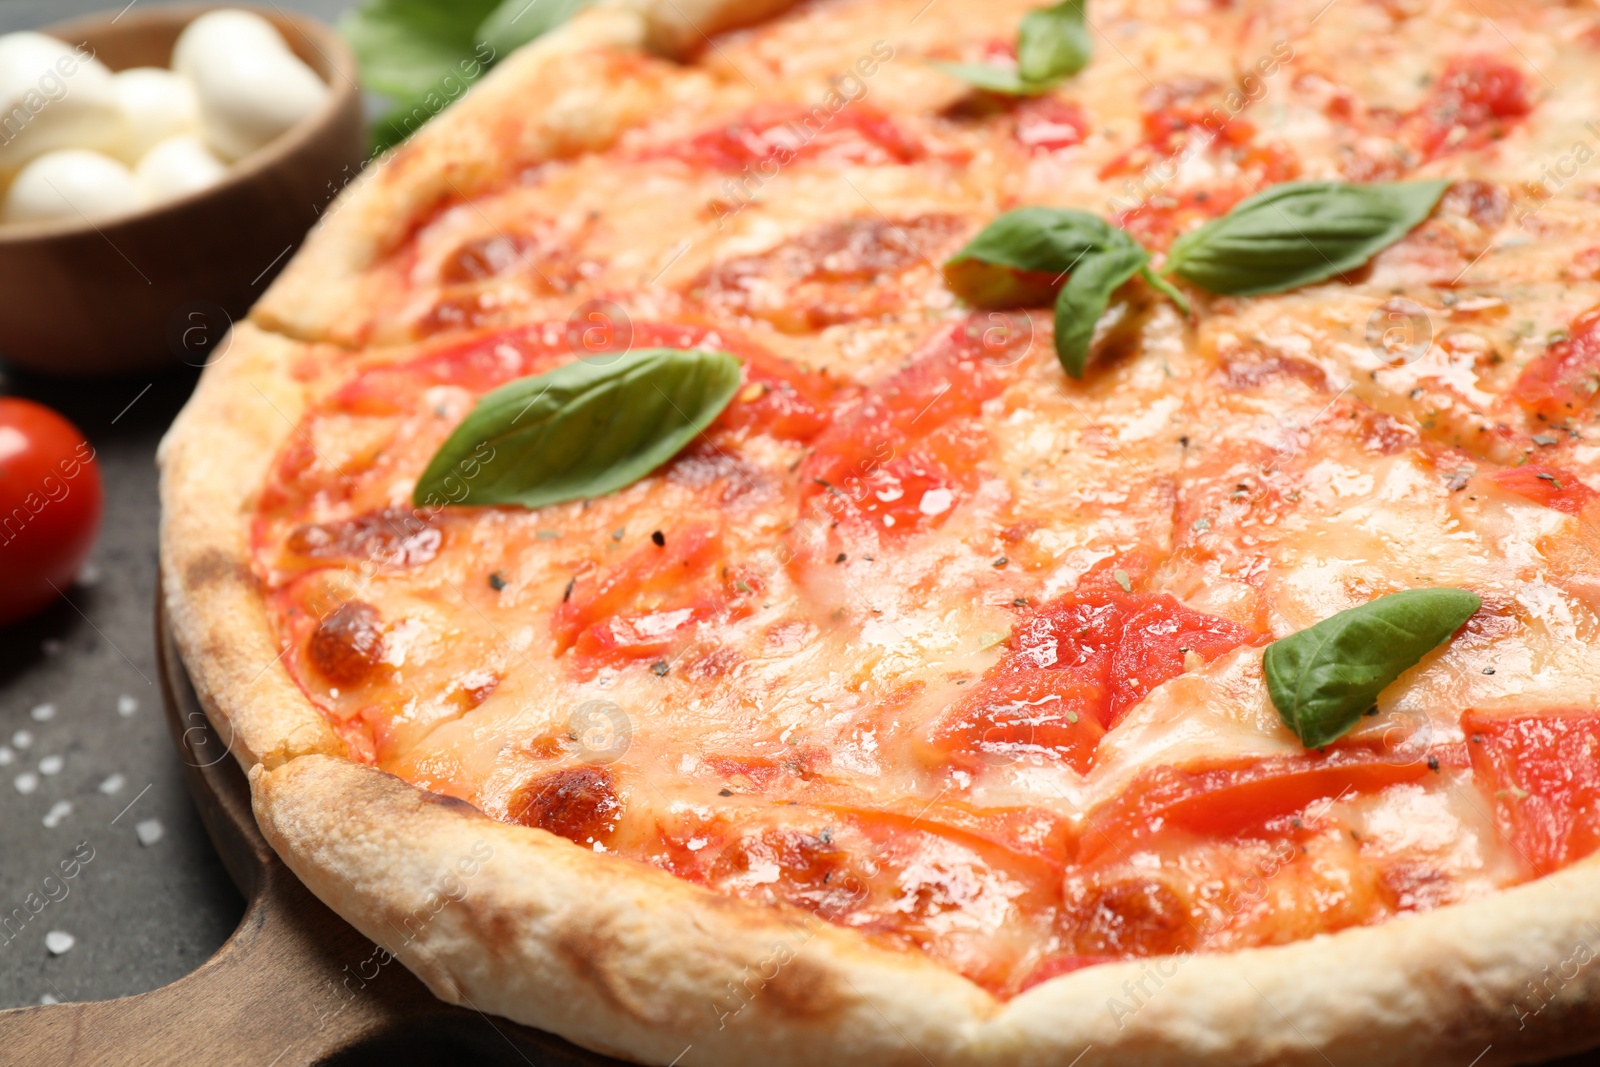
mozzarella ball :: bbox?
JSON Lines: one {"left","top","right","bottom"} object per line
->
{"left": 109, "top": 67, "right": 198, "bottom": 161}
{"left": 4, "top": 148, "right": 143, "bottom": 224}
{"left": 135, "top": 134, "right": 226, "bottom": 205}
{"left": 190, "top": 44, "right": 327, "bottom": 161}
{"left": 0, "top": 32, "right": 123, "bottom": 170}
{"left": 171, "top": 10, "right": 289, "bottom": 80}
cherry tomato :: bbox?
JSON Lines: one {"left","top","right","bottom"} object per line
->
{"left": 0, "top": 398, "right": 102, "bottom": 626}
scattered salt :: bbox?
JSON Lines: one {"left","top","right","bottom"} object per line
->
{"left": 77, "top": 561, "right": 102, "bottom": 586}
{"left": 14, "top": 772, "right": 39, "bottom": 795}
{"left": 30, "top": 703, "right": 55, "bottom": 722}
{"left": 44, "top": 931, "right": 75, "bottom": 955}
{"left": 99, "top": 773, "right": 126, "bottom": 795}
{"left": 135, "top": 818, "right": 165, "bottom": 846}
{"left": 38, "top": 755, "right": 63, "bottom": 776}
{"left": 39, "top": 993, "right": 59, "bottom": 1005}
{"left": 117, "top": 695, "right": 138, "bottom": 717}
{"left": 42, "top": 800, "right": 71, "bottom": 828}
{"left": 12, "top": 729, "right": 33, "bottom": 749}
{"left": 0, "top": 746, "right": 12, "bottom": 766}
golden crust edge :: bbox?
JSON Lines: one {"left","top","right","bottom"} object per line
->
{"left": 158, "top": 321, "right": 345, "bottom": 770}
{"left": 253, "top": 753, "right": 1600, "bottom": 1067}
{"left": 250, "top": 0, "right": 802, "bottom": 346}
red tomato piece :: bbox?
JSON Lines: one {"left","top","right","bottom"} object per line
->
{"left": 648, "top": 103, "right": 924, "bottom": 171}
{"left": 1463, "top": 709, "right": 1600, "bottom": 877}
{"left": 1414, "top": 54, "right": 1531, "bottom": 160}
{"left": 927, "top": 584, "right": 1256, "bottom": 772}
{"left": 0, "top": 398, "right": 102, "bottom": 626}
{"left": 1108, "top": 597, "right": 1258, "bottom": 725}
{"left": 1510, "top": 306, "right": 1600, "bottom": 421}
{"left": 1013, "top": 97, "right": 1089, "bottom": 154}
{"left": 929, "top": 668, "right": 1109, "bottom": 774}
{"left": 1081, "top": 751, "right": 1436, "bottom": 861}
{"left": 1488, "top": 465, "right": 1599, "bottom": 516}
{"left": 798, "top": 322, "right": 1022, "bottom": 543}
{"left": 332, "top": 322, "right": 741, "bottom": 414}
{"left": 554, "top": 525, "right": 729, "bottom": 660}
{"left": 711, "top": 349, "right": 854, "bottom": 444}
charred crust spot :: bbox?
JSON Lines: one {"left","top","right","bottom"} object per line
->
{"left": 183, "top": 547, "right": 247, "bottom": 592}
{"left": 507, "top": 766, "right": 622, "bottom": 845}
{"left": 307, "top": 601, "right": 387, "bottom": 686}
{"left": 417, "top": 790, "right": 484, "bottom": 818}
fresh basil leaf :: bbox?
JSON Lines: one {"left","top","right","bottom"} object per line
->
{"left": 1138, "top": 264, "right": 1190, "bottom": 316}
{"left": 1017, "top": 0, "right": 1090, "bottom": 84}
{"left": 477, "top": 0, "right": 589, "bottom": 58}
{"left": 341, "top": 0, "right": 501, "bottom": 99}
{"left": 413, "top": 348, "right": 742, "bottom": 510}
{"left": 1163, "top": 180, "right": 1449, "bottom": 296}
{"left": 932, "top": 61, "right": 1058, "bottom": 97}
{"left": 945, "top": 207, "right": 1119, "bottom": 306}
{"left": 1264, "top": 588, "right": 1481, "bottom": 749}
{"left": 1054, "top": 235, "right": 1147, "bottom": 378}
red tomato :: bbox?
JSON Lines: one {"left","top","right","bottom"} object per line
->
{"left": 647, "top": 103, "right": 925, "bottom": 170}
{"left": 1463, "top": 709, "right": 1600, "bottom": 877}
{"left": 1488, "top": 465, "right": 1599, "bottom": 516}
{"left": 0, "top": 398, "right": 102, "bottom": 626}
{"left": 1013, "top": 97, "right": 1090, "bottom": 154}
{"left": 1414, "top": 54, "right": 1531, "bottom": 160}
{"left": 798, "top": 321, "right": 1024, "bottom": 546}
{"left": 1509, "top": 305, "right": 1600, "bottom": 422}
{"left": 926, "top": 585, "right": 1256, "bottom": 773}
{"left": 1080, "top": 750, "right": 1436, "bottom": 861}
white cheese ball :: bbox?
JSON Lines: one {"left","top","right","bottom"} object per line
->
{"left": 171, "top": 10, "right": 288, "bottom": 80}
{"left": 109, "top": 67, "right": 198, "bottom": 162}
{"left": 3, "top": 148, "right": 143, "bottom": 224}
{"left": 189, "top": 42, "right": 328, "bottom": 161}
{"left": 0, "top": 32, "right": 123, "bottom": 170}
{"left": 135, "top": 133, "right": 226, "bottom": 205}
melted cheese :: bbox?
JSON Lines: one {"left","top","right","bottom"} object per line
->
{"left": 250, "top": 0, "right": 1600, "bottom": 997}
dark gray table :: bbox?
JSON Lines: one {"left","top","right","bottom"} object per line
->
{"left": 0, "top": 0, "right": 352, "bottom": 1013}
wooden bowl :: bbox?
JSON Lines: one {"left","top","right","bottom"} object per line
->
{"left": 0, "top": 4, "right": 365, "bottom": 377}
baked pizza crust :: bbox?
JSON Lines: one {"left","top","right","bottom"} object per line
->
{"left": 159, "top": 1, "right": 1600, "bottom": 1063}
{"left": 253, "top": 754, "right": 1600, "bottom": 1067}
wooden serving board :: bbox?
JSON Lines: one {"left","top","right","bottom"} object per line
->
{"left": 0, "top": 603, "right": 624, "bottom": 1067}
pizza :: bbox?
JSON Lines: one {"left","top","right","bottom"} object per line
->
{"left": 158, "top": 0, "right": 1600, "bottom": 1063}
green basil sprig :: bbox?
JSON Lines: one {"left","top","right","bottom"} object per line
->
{"left": 1264, "top": 588, "right": 1481, "bottom": 748}
{"left": 1163, "top": 180, "right": 1449, "bottom": 296}
{"left": 944, "top": 207, "right": 1176, "bottom": 378}
{"left": 938, "top": 0, "right": 1089, "bottom": 97}
{"left": 413, "top": 348, "right": 741, "bottom": 510}
{"left": 342, "top": 0, "right": 587, "bottom": 152}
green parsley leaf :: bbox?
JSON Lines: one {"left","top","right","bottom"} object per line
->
{"left": 1163, "top": 180, "right": 1450, "bottom": 296}
{"left": 1263, "top": 588, "right": 1481, "bottom": 749}
{"left": 414, "top": 348, "right": 742, "bottom": 510}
